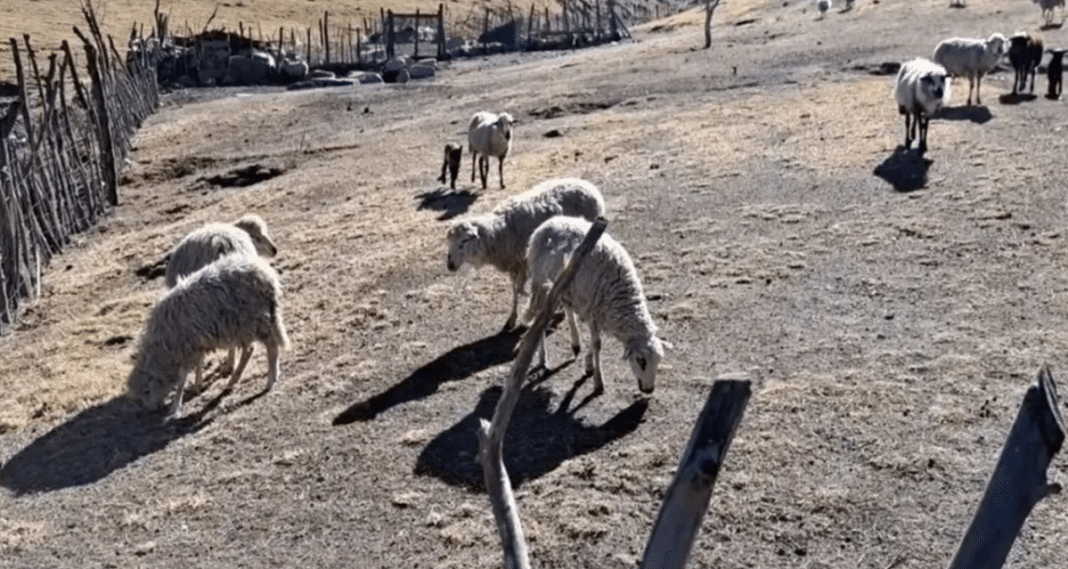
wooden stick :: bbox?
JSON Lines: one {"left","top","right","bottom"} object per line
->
{"left": 478, "top": 217, "right": 608, "bottom": 569}
{"left": 640, "top": 377, "right": 751, "bottom": 569}
{"left": 944, "top": 366, "right": 1065, "bottom": 569}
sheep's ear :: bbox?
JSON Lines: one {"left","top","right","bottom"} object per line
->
{"left": 622, "top": 346, "right": 633, "bottom": 361}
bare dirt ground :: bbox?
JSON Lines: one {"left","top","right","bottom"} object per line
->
{"left": 3, "top": 0, "right": 1068, "bottom": 567}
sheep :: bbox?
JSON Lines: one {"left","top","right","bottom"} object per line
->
{"left": 127, "top": 254, "right": 290, "bottom": 417}
{"left": 1009, "top": 30, "right": 1044, "bottom": 95}
{"left": 445, "top": 178, "right": 605, "bottom": 331}
{"left": 164, "top": 214, "right": 279, "bottom": 382}
{"left": 932, "top": 33, "right": 1009, "bottom": 106}
{"left": 165, "top": 214, "right": 278, "bottom": 288}
{"left": 468, "top": 111, "right": 514, "bottom": 190}
{"left": 1048, "top": 48, "right": 1066, "bottom": 99}
{"left": 523, "top": 216, "right": 667, "bottom": 396}
{"left": 1034, "top": 0, "right": 1066, "bottom": 26}
{"left": 893, "top": 58, "right": 951, "bottom": 154}
{"left": 437, "top": 142, "right": 463, "bottom": 190}
{"left": 816, "top": 0, "right": 832, "bottom": 18}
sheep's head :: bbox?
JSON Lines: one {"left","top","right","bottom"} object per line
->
{"left": 988, "top": 33, "right": 1010, "bottom": 58}
{"left": 624, "top": 336, "right": 669, "bottom": 394}
{"left": 234, "top": 214, "right": 278, "bottom": 258}
{"left": 446, "top": 220, "right": 481, "bottom": 271}
{"left": 126, "top": 361, "right": 173, "bottom": 412}
{"left": 920, "top": 69, "right": 950, "bottom": 108}
{"left": 496, "top": 113, "right": 515, "bottom": 142}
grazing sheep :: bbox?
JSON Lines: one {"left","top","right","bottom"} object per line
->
{"left": 816, "top": 0, "right": 832, "bottom": 18}
{"left": 445, "top": 178, "right": 605, "bottom": 331}
{"left": 438, "top": 142, "right": 463, "bottom": 190}
{"left": 523, "top": 216, "right": 667, "bottom": 396}
{"left": 1035, "top": 0, "right": 1065, "bottom": 26}
{"left": 127, "top": 254, "right": 290, "bottom": 417}
{"left": 932, "top": 33, "right": 1009, "bottom": 106}
{"left": 1009, "top": 30, "right": 1044, "bottom": 95}
{"left": 893, "top": 58, "right": 951, "bottom": 154}
{"left": 164, "top": 214, "right": 278, "bottom": 381}
{"left": 468, "top": 111, "right": 514, "bottom": 190}
{"left": 165, "top": 214, "right": 278, "bottom": 288}
{"left": 1048, "top": 48, "right": 1066, "bottom": 99}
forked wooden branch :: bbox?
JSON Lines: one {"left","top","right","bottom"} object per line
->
{"left": 640, "top": 376, "right": 751, "bottom": 569}
{"left": 478, "top": 216, "right": 608, "bottom": 569}
{"left": 945, "top": 365, "right": 1065, "bottom": 569}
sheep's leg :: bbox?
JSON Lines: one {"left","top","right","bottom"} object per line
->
{"left": 169, "top": 367, "right": 192, "bottom": 418}
{"left": 917, "top": 113, "right": 929, "bottom": 154}
{"left": 586, "top": 321, "right": 604, "bottom": 396}
{"left": 478, "top": 155, "right": 489, "bottom": 189}
{"left": 900, "top": 106, "right": 912, "bottom": 148}
{"left": 264, "top": 340, "right": 281, "bottom": 391}
{"left": 975, "top": 73, "right": 983, "bottom": 105}
{"left": 224, "top": 345, "right": 255, "bottom": 392}
{"left": 471, "top": 151, "right": 478, "bottom": 182}
{"left": 497, "top": 156, "right": 506, "bottom": 189}
{"left": 566, "top": 308, "right": 581, "bottom": 356}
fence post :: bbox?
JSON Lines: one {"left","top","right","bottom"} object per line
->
{"left": 73, "top": 28, "right": 118, "bottom": 206}
{"left": 386, "top": 10, "right": 395, "bottom": 58}
{"left": 437, "top": 3, "right": 446, "bottom": 59}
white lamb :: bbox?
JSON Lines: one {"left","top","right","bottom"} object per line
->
{"left": 468, "top": 111, "right": 515, "bottom": 190}
{"left": 523, "top": 216, "right": 668, "bottom": 396}
{"left": 127, "top": 254, "right": 290, "bottom": 417}
{"left": 932, "top": 33, "right": 1009, "bottom": 106}
{"left": 893, "top": 58, "right": 950, "bottom": 154}
{"left": 164, "top": 214, "right": 278, "bottom": 381}
{"left": 445, "top": 178, "right": 605, "bottom": 331}
{"left": 164, "top": 214, "right": 278, "bottom": 288}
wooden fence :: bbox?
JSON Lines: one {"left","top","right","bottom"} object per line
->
{"left": 0, "top": 6, "right": 159, "bottom": 330}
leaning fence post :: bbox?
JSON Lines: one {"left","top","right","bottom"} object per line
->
{"left": 640, "top": 376, "right": 751, "bottom": 569}
{"left": 479, "top": 217, "right": 608, "bottom": 569}
{"left": 74, "top": 26, "right": 118, "bottom": 206}
{"left": 944, "top": 366, "right": 1065, "bottom": 569}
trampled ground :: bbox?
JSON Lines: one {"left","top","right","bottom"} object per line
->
{"left": 2, "top": 1, "right": 1068, "bottom": 568}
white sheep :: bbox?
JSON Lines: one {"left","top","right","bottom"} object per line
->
{"left": 445, "top": 178, "right": 605, "bottom": 331}
{"left": 164, "top": 214, "right": 278, "bottom": 381}
{"left": 468, "top": 111, "right": 514, "bottom": 190}
{"left": 1034, "top": 0, "right": 1066, "bottom": 26}
{"left": 127, "top": 254, "right": 290, "bottom": 417}
{"left": 932, "top": 33, "right": 1009, "bottom": 106}
{"left": 893, "top": 58, "right": 950, "bottom": 153}
{"left": 523, "top": 216, "right": 668, "bottom": 396}
{"left": 165, "top": 214, "right": 278, "bottom": 288}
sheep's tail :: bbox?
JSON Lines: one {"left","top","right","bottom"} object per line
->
{"left": 272, "top": 305, "right": 291, "bottom": 351}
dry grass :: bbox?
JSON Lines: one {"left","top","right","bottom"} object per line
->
{"left": 3, "top": 0, "right": 1068, "bottom": 567}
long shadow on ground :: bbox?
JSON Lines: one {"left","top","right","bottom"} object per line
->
{"left": 0, "top": 397, "right": 213, "bottom": 495}
{"left": 938, "top": 105, "right": 993, "bottom": 124}
{"left": 414, "top": 380, "right": 649, "bottom": 489}
{"left": 416, "top": 187, "right": 479, "bottom": 220}
{"left": 874, "top": 146, "right": 933, "bottom": 193}
{"left": 333, "top": 326, "right": 525, "bottom": 424}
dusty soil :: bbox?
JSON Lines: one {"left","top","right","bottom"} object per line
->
{"left": 3, "top": 0, "right": 1068, "bottom": 568}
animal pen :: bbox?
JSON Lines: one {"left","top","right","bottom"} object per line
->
{"left": 0, "top": 5, "right": 159, "bottom": 330}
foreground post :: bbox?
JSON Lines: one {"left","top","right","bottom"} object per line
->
{"left": 640, "top": 376, "right": 751, "bottom": 569}
{"left": 478, "top": 217, "right": 608, "bottom": 569}
{"left": 945, "top": 366, "right": 1065, "bottom": 569}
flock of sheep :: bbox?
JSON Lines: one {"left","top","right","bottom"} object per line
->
{"left": 892, "top": 4, "right": 1066, "bottom": 154}
{"left": 125, "top": 110, "right": 668, "bottom": 417}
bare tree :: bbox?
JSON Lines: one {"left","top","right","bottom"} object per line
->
{"left": 704, "top": 0, "right": 722, "bottom": 49}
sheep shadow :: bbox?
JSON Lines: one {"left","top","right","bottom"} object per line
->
{"left": 1040, "top": 22, "right": 1064, "bottom": 31}
{"left": 0, "top": 397, "right": 214, "bottom": 495}
{"left": 937, "top": 105, "right": 993, "bottom": 124}
{"left": 416, "top": 187, "right": 479, "bottom": 220}
{"left": 414, "top": 382, "right": 649, "bottom": 489}
{"left": 332, "top": 326, "right": 526, "bottom": 424}
{"left": 998, "top": 92, "right": 1039, "bottom": 105}
{"left": 874, "top": 147, "right": 934, "bottom": 193}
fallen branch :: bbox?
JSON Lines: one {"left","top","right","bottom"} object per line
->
{"left": 944, "top": 365, "right": 1065, "bottom": 569}
{"left": 478, "top": 216, "right": 608, "bottom": 569}
{"left": 640, "top": 375, "right": 751, "bottom": 569}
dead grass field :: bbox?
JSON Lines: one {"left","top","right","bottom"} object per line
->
{"left": 3, "top": 0, "right": 1068, "bottom": 568}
